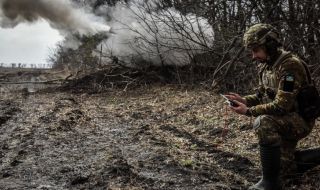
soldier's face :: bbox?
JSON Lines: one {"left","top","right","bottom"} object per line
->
{"left": 251, "top": 46, "right": 267, "bottom": 62}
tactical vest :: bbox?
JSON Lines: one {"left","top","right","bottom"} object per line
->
{"left": 259, "top": 50, "right": 296, "bottom": 100}
{"left": 259, "top": 50, "right": 320, "bottom": 120}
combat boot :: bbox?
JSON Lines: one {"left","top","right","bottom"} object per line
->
{"left": 249, "top": 144, "right": 281, "bottom": 190}
{"left": 295, "top": 147, "right": 320, "bottom": 173}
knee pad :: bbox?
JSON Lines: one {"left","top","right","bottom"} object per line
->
{"left": 254, "top": 115, "right": 281, "bottom": 145}
{"left": 253, "top": 116, "right": 262, "bottom": 129}
{"left": 253, "top": 115, "right": 275, "bottom": 130}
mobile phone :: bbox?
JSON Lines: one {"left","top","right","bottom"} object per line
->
{"left": 220, "top": 94, "right": 238, "bottom": 107}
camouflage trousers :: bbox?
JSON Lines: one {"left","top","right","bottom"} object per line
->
{"left": 253, "top": 113, "right": 315, "bottom": 176}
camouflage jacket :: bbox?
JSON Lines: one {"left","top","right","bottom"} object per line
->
{"left": 244, "top": 50, "right": 309, "bottom": 117}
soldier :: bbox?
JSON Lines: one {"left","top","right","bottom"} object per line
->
{"left": 225, "top": 23, "right": 320, "bottom": 190}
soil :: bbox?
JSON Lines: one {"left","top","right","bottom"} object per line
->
{"left": 0, "top": 70, "right": 319, "bottom": 190}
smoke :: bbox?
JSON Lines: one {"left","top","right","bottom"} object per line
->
{"left": 99, "top": 0, "right": 214, "bottom": 66}
{"left": 0, "top": 0, "right": 110, "bottom": 35}
{"left": 0, "top": 0, "right": 214, "bottom": 66}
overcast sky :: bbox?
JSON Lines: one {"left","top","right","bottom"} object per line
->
{"left": 0, "top": 20, "right": 63, "bottom": 65}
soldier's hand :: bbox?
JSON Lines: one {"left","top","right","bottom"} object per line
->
{"left": 225, "top": 92, "right": 247, "bottom": 105}
{"left": 229, "top": 100, "right": 249, "bottom": 115}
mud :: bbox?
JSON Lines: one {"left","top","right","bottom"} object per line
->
{"left": 0, "top": 84, "right": 319, "bottom": 189}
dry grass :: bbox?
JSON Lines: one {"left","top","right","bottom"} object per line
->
{"left": 0, "top": 85, "right": 319, "bottom": 189}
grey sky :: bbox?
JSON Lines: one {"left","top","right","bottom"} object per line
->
{"left": 0, "top": 19, "right": 63, "bottom": 65}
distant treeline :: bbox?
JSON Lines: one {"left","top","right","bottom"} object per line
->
{"left": 0, "top": 63, "right": 52, "bottom": 69}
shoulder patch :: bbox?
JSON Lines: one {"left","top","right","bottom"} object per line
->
{"left": 283, "top": 74, "right": 295, "bottom": 92}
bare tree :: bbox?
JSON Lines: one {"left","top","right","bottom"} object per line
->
{"left": 50, "top": 0, "right": 320, "bottom": 89}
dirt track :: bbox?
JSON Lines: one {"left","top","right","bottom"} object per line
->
{"left": 0, "top": 85, "right": 319, "bottom": 190}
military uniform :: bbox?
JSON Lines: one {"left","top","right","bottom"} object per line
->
{"left": 241, "top": 23, "right": 318, "bottom": 190}
{"left": 244, "top": 49, "right": 315, "bottom": 175}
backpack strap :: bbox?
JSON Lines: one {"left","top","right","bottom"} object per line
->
{"left": 272, "top": 50, "right": 292, "bottom": 69}
{"left": 299, "top": 59, "right": 313, "bottom": 85}
{"left": 273, "top": 50, "right": 313, "bottom": 85}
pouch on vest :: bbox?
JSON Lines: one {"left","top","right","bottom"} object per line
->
{"left": 297, "top": 61, "right": 320, "bottom": 120}
{"left": 297, "top": 85, "right": 320, "bottom": 120}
